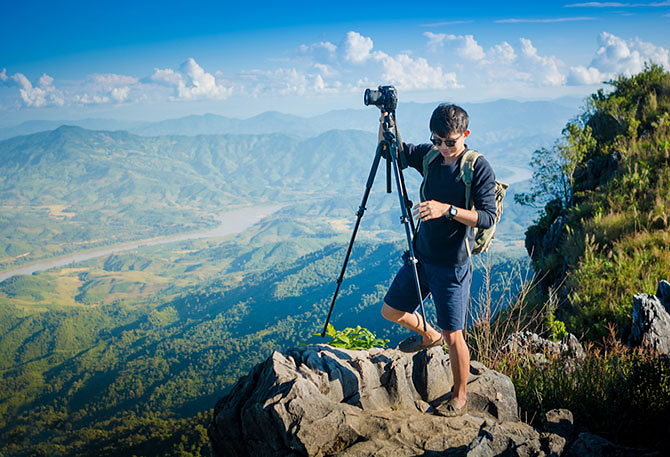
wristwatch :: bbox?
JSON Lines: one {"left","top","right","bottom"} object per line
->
{"left": 446, "top": 205, "right": 458, "bottom": 220}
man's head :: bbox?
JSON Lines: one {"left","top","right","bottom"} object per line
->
{"left": 429, "top": 104, "right": 470, "bottom": 155}
{"left": 430, "top": 103, "right": 469, "bottom": 137}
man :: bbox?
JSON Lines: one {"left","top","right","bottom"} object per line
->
{"left": 379, "top": 103, "right": 497, "bottom": 417}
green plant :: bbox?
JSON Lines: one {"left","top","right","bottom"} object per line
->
{"left": 545, "top": 312, "right": 567, "bottom": 342}
{"left": 319, "top": 323, "right": 389, "bottom": 350}
{"left": 494, "top": 331, "right": 670, "bottom": 453}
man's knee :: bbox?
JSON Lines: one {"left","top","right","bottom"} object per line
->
{"left": 381, "top": 302, "right": 404, "bottom": 322}
{"left": 442, "top": 329, "right": 465, "bottom": 346}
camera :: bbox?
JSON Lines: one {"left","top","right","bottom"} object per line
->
{"left": 364, "top": 85, "right": 397, "bottom": 112}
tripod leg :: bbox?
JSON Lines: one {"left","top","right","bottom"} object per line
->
{"left": 387, "top": 138, "right": 428, "bottom": 333}
{"left": 321, "top": 143, "right": 386, "bottom": 337}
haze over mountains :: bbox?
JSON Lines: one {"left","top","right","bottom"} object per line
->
{"left": 0, "top": 98, "right": 580, "bottom": 151}
{"left": 0, "top": 97, "right": 576, "bottom": 272}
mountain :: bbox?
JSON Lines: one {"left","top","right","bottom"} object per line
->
{"left": 0, "top": 231, "right": 523, "bottom": 456}
{"left": 0, "top": 118, "right": 145, "bottom": 140}
{"left": 0, "top": 126, "right": 377, "bottom": 269}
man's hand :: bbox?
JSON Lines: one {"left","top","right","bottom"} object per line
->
{"left": 413, "top": 200, "right": 450, "bottom": 222}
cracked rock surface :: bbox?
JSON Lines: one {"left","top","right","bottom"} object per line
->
{"left": 209, "top": 344, "right": 571, "bottom": 457}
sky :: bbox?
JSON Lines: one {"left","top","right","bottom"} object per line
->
{"left": 1, "top": 0, "right": 669, "bottom": 125}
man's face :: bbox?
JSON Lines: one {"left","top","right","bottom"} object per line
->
{"left": 430, "top": 130, "right": 470, "bottom": 156}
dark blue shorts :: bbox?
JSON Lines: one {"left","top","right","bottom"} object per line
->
{"left": 383, "top": 258, "right": 472, "bottom": 331}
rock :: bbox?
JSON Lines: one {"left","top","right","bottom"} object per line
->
{"left": 541, "top": 409, "right": 574, "bottom": 457}
{"left": 466, "top": 421, "right": 544, "bottom": 457}
{"left": 564, "top": 432, "right": 662, "bottom": 457}
{"left": 657, "top": 279, "right": 670, "bottom": 311}
{"left": 501, "top": 331, "right": 585, "bottom": 361}
{"left": 543, "top": 408, "right": 574, "bottom": 440}
{"left": 543, "top": 215, "right": 568, "bottom": 261}
{"left": 209, "top": 344, "right": 521, "bottom": 457}
{"left": 465, "top": 408, "right": 577, "bottom": 457}
{"left": 630, "top": 291, "right": 670, "bottom": 355}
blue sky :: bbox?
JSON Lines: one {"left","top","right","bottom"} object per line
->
{"left": 1, "top": 0, "right": 669, "bottom": 124}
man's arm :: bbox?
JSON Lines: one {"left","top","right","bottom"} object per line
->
{"left": 412, "top": 156, "right": 497, "bottom": 228}
{"left": 412, "top": 201, "right": 480, "bottom": 227}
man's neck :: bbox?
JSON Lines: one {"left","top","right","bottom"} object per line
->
{"left": 441, "top": 145, "right": 467, "bottom": 165}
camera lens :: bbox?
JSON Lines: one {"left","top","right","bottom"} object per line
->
{"left": 366, "top": 89, "right": 384, "bottom": 107}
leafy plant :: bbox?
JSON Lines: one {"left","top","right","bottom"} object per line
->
{"left": 319, "top": 323, "right": 389, "bottom": 350}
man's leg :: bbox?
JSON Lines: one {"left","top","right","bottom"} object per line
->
{"left": 443, "top": 329, "right": 469, "bottom": 409}
{"left": 381, "top": 303, "right": 442, "bottom": 345}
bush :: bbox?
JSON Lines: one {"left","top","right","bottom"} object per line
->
{"left": 494, "top": 336, "right": 670, "bottom": 453}
{"left": 319, "top": 324, "right": 389, "bottom": 350}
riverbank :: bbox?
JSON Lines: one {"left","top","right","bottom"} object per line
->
{"left": 0, "top": 205, "right": 282, "bottom": 283}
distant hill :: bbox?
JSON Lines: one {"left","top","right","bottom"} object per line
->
{"left": 0, "top": 98, "right": 579, "bottom": 155}
{"left": 0, "top": 118, "right": 144, "bottom": 140}
{"left": 0, "top": 232, "right": 523, "bottom": 456}
{"left": 0, "top": 126, "right": 377, "bottom": 268}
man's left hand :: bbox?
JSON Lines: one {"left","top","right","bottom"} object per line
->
{"left": 413, "top": 200, "right": 450, "bottom": 222}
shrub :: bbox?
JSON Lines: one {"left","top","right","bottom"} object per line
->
{"left": 319, "top": 323, "right": 389, "bottom": 350}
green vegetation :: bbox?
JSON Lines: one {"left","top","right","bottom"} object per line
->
{"left": 493, "top": 337, "right": 670, "bottom": 451}
{"left": 0, "top": 218, "right": 521, "bottom": 457}
{"left": 319, "top": 323, "right": 390, "bottom": 349}
{"left": 483, "top": 65, "right": 670, "bottom": 455}
{"left": 520, "top": 64, "right": 670, "bottom": 342}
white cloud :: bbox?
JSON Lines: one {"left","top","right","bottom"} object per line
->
{"left": 420, "top": 20, "right": 473, "bottom": 27}
{"left": 486, "top": 42, "right": 517, "bottom": 65}
{"left": 291, "top": 31, "right": 459, "bottom": 92}
{"left": 519, "top": 38, "right": 567, "bottom": 86}
{"left": 111, "top": 86, "right": 130, "bottom": 103}
{"left": 299, "top": 41, "right": 337, "bottom": 63}
{"left": 568, "top": 65, "right": 605, "bottom": 84}
{"left": 150, "top": 58, "right": 233, "bottom": 101}
{"left": 380, "top": 53, "right": 460, "bottom": 90}
{"left": 73, "top": 94, "right": 111, "bottom": 104}
{"left": 0, "top": 69, "right": 65, "bottom": 107}
{"left": 313, "top": 63, "right": 336, "bottom": 76}
{"left": 342, "top": 31, "right": 379, "bottom": 63}
{"left": 421, "top": 33, "right": 565, "bottom": 88}
{"left": 150, "top": 68, "right": 182, "bottom": 86}
{"left": 424, "top": 32, "right": 448, "bottom": 50}
{"left": 565, "top": 1, "right": 670, "bottom": 7}
{"left": 568, "top": 32, "right": 670, "bottom": 84}
{"left": 495, "top": 17, "right": 596, "bottom": 23}
{"left": 423, "top": 33, "right": 485, "bottom": 60}
{"left": 91, "top": 73, "right": 139, "bottom": 86}
{"left": 241, "top": 67, "right": 342, "bottom": 96}
{"left": 458, "top": 35, "right": 486, "bottom": 61}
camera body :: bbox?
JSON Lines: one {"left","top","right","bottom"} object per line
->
{"left": 364, "top": 85, "right": 397, "bottom": 112}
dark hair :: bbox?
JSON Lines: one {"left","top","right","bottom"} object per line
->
{"left": 429, "top": 103, "right": 469, "bottom": 137}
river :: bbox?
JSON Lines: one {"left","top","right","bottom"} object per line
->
{"left": 0, "top": 205, "right": 282, "bottom": 283}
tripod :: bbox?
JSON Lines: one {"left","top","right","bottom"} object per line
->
{"left": 321, "top": 110, "right": 428, "bottom": 337}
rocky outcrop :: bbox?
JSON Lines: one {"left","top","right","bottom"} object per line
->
{"left": 208, "top": 344, "right": 572, "bottom": 457}
{"left": 630, "top": 280, "right": 670, "bottom": 355}
{"left": 564, "top": 432, "right": 662, "bottom": 457}
{"left": 501, "top": 331, "right": 585, "bottom": 363}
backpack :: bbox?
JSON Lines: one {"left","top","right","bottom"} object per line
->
{"left": 420, "top": 148, "right": 508, "bottom": 256}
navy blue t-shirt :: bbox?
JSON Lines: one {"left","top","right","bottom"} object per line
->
{"left": 401, "top": 142, "right": 497, "bottom": 267}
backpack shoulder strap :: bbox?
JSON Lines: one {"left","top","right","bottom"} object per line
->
{"left": 420, "top": 147, "right": 442, "bottom": 201}
{"left": 422, "top": 147, "right": 441, "bottom": 175}
{"left": 458, "top": 149, "right": 481, "bottom": 210}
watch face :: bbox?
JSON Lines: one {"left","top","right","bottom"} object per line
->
{"left": 450, "top": 206, "right": 458, "bottom": 217}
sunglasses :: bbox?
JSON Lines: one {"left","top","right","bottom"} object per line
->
{"left": 430, "top": 133, "right": 463, "bottom": 147}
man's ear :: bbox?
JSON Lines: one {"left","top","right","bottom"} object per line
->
{"left": 463, "top": 129, "right": 471, "bottom": 138}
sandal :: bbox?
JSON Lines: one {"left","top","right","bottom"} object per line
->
{"left": 397, "top": 334, "right": 444, "bottom": 353}
{"left": 433, "top": 397, "right": 468, "bottom": 417}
